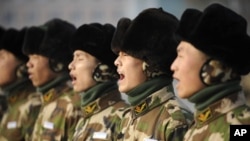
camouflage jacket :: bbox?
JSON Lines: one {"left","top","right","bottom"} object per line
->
{"left": 0, "top": 79, "right": 41, "bottom": 141}
{"left": 31, "top": 78, "right": 81, "bottom": 141}
{"left": 184, "top": 81, "right": 250, "bottom": 141}
{"left": 72, "top": 87, "right": 129, "bottom": 141}
{"left": 114, "top": 85, "right": 193, "bottom": 141}
{"left": 0, "top": 94, "right": 7, "bottom": 121}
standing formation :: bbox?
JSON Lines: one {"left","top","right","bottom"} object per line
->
{"left": 0, "top": 2, "right": 249, "bottom": 141}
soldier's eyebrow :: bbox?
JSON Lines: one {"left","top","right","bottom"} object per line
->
{"left": 73, "top": 51, "right": 84, "bottom": 57}
{"left": 176, "top": 46, "right": 183, "bottom": 53}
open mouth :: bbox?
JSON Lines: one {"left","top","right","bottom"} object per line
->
{"left": 70, "top": 74, "right": 77, "bottom": 84}
{"left": 119, "top": 73, "right": 124, "bottom": 80}
{"left": 28, "top": 72, "right": 33, "bottom": 79}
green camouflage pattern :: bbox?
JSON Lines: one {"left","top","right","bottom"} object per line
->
{"left": 72, "top": 89, "right": 129, "bottom": 141}
{"left": 184, "top": 92, "right": 250, "bottom": 141}
{"left": 0, "top": 81, "right": 41, "bottom": 141}
{"left": 113, "top": 86, "right": 193, "bottom": 141}
{"left": 31, "top": 80, "right": 82, "bottom": 141}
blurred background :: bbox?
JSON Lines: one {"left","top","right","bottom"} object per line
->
{"left": 1, "top": 0, "right": 250, "bottom": 111}
{"left": 0, "top": 0, "right": 250, "bottom": 33}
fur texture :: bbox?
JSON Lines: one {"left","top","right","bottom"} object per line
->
{"left": 177, "top": 3, "right": 250, "bottom": 75}
{"left": 0, "top": 28, "right": 28, "bottom": 61}
{"left": 111, "top": 8, "right": 179, "bottom": 75}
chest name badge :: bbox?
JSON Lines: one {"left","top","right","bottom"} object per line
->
{"left": 7, "top": 121, "right": 17, "bottom": 129}
{"left": 92, "top": 132, "right": 108, "bottom": 140}
{"left": 43, "top": 121, "right": 54, "bottom": 129}
{"left": 143, "top": 138, "right": 158, "bottom": 141}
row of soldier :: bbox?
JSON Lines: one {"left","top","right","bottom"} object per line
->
{"left": 0, "top": 3, "right": 250, "bottom": 141}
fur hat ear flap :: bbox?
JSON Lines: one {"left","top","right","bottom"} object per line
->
{"left": 16, "top": 64, "right": 28, "bottom": 78}
{"left": 111, "top": 18, "right": 132, "bottom": 54}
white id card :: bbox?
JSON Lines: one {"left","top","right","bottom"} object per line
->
{"left": 7, "top": 121, "right": 17, "bottom": 129}
{"left": 92, "top": 132, "right": 108, "bottom": 139}
{"left": 43, "top": 121, "right": 54, "bottom": 129}
{"left": 143, "top": 138, "right": 158, "bottom": 141}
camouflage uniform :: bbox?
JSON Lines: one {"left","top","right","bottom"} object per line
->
{"left": 31, "top": 75, "right": 81, "bottom": 141}
{"left": 240, "top": 74, "right": 250, "bottom": 106}
{"left": 0, "top": 91, "right": 7, "bottom": 121}
{"left": 114, "top": 78, "right": 193, "bottom": 141}
{"left": 72, "top": 82, "right": 129, "bottom": 141}
{"left": 184, "top": 81, "right": 250, "bottom": 141}
{"left": 0, "top": 78, "right": 41, "bottom": 141}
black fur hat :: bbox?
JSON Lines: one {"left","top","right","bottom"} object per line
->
{"left": 23, "top": 18, "right": 76, "bottom": 72}
{"left": 111, "top": 7, "right": 179, "bottom": 74}
{"left": 22, "top": 26, "right": 45, "bottom": 55}
{"left": 0, "top": 27, "right": 28, "bottom": 62}
{"left": 177, "top": 3, "right": 250, "bottom": 75}
{"left": 70, "top": 23, "right": 116, "bottom": 70}
{"left": 0, "top": 26, "right": 5, "bottom": 38}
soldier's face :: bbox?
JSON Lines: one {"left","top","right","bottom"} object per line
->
{"left": 171, "top": 41, "right": 207, "bottom": 98}
{"left": 26, "top": 54, "right": 58, "bottom": 87}
{"left": 68, "top": 50, "right": 98, "bottom": 92}
{"left": 114, "top": 51, "right": 147, "bottom": 93}
{"left": 0, "top": 49, "right": 21, "bottom": 87}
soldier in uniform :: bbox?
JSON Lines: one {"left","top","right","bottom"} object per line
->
{"left": 241, "top": 74, "right": 250, "bottom": 106}
{"left": 0, "top": 89, "right": 7, "bottom": 122}
{"left": 111, "top": 8, "right": 193, "bottom": 141}
{"left": 0, "top": 26, "right": 7, "bottom": 121}
{"left": 68, "top": 23, "right": 129, "bottom": 141}
{"left": 170, "top": 3, "right": 250, "bottom": 141}
{"left": 0, "top": 28, "right": 42, "bottom": 141}
{"left": 23, "top": 18, "right": 81, "bottom": 141}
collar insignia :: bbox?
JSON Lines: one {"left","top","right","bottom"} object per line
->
{"left": 198, "top": 108, "right": 212, "bottom": 123}
{"left": 43, "top": 89, "right": 55, "bottom": 103}
{"left": 84, "top": 102, "right": 97, "bottom": 115}
{"left": 134, "top": 101, "right": 148, "bottom": 115}
{"left": 8, "top": 95, "right": 17, "bottom": 103}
